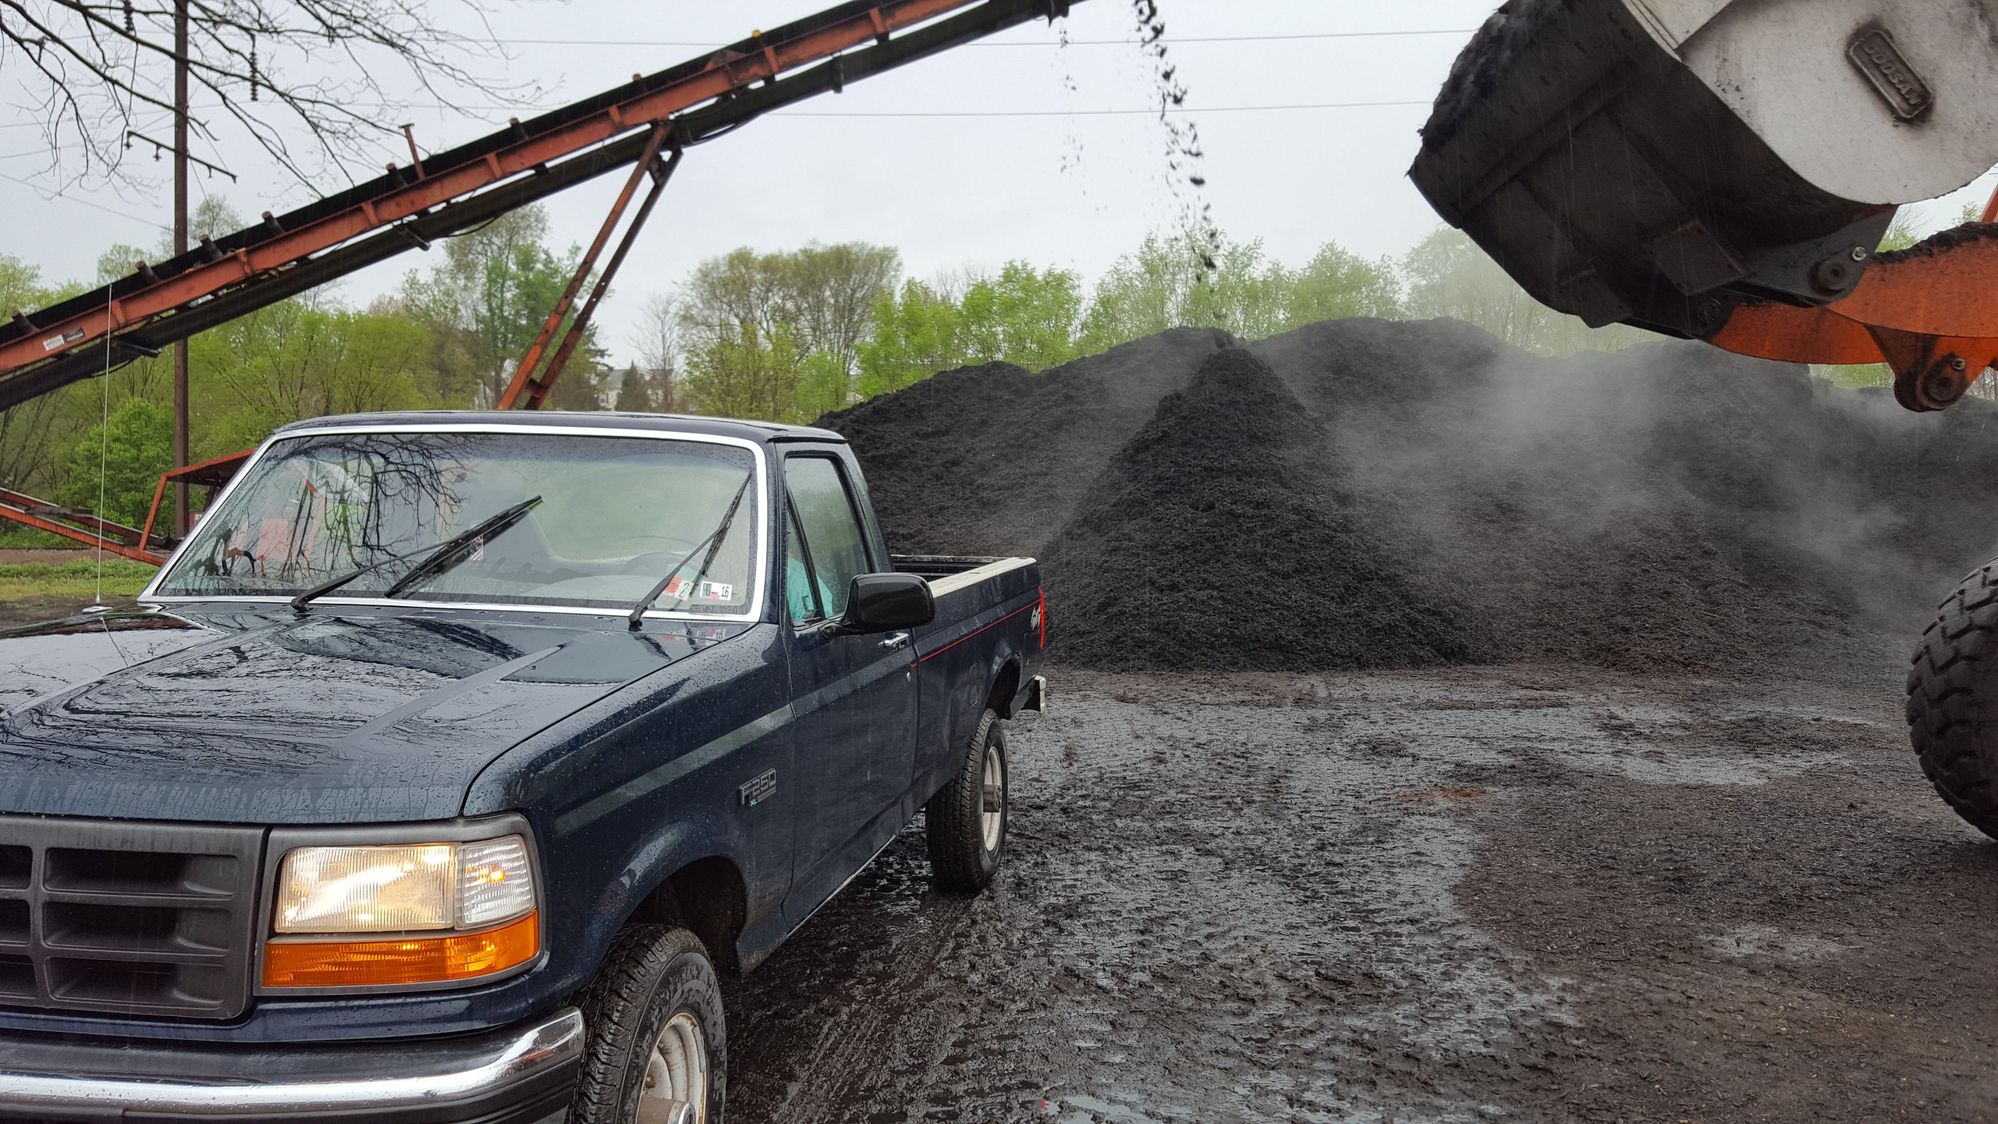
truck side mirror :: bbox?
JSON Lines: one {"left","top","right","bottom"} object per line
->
{"left": 831, "top": 573, "right": 934, "bottom": 634}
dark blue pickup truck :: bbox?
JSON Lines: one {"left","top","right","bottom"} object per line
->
{"left": 0, "top": 411, "right": 1047, "bottom": 1123}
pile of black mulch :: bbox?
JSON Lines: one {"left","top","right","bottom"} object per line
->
{"left": 819, "top": 317, "right": 1998, "bottom": 675}
{"left": 820, "top": 328, "right": 1233, "bottom": 558}
{"left": 1035, "top": 348, "right": 1493, "bottom": 672}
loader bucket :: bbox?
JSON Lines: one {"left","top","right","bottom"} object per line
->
{"left": 1411, "top": 0, "right": 1998, "bottom": 339}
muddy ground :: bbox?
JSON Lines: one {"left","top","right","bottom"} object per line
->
{"left": 727, "top": 661, "right": 1998, "bottom": 1123}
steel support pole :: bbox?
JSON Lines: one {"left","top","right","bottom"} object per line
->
{"left": 498, "top": 124, "right": 670, "bottom": 410}
{"left": 525, "top": 149, "right": 682, "bottom": 411}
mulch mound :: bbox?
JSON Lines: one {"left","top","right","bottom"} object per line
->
{"left": 821, "top": 317, "right": 1998, "bottom": 674}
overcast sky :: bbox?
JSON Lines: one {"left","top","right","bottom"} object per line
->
{"left": 6, "top": 0, "right": 1996, "bottom": 369}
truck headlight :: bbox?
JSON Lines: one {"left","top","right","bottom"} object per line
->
{"left": 262, "top": 834, "right": 540, "bottom": 990}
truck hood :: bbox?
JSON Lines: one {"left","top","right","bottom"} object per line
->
{"left": 0, "top": 605, "right": 742, "bottom": 824}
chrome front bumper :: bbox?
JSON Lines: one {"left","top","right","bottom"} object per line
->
{"left": 0, "top": 1007, "right": 581, "bottom": 1122}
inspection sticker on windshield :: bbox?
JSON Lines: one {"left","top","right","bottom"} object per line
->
{"left": 698, "top": 580, "right": 734, "bottom": 601}
{"left": 664, "top": 577, "right": 695, "bottom": 599}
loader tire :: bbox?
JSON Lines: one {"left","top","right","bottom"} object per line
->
{"left": 927, "top": 708, "right": 1007, "bottom": 892}
{"left": 1906, "top": 560, "right": 1998, "bottom": 840}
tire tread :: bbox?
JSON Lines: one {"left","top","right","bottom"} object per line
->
{"left": 571, "top": 924, "right": 726, "bottom": 1123}
{"left": 927, "top": 708, "right": 1004, "bottom": 892}
{"left": 1907, "top": 562, "right": 1998, "bottom": 841}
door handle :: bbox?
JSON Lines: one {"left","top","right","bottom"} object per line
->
{"left": 879, "top": 632, "right": 911, "bottom": 651}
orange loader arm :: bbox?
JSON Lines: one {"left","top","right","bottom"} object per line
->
{"left": 1709, "top": 210, "right": 1998, "bottom": 412}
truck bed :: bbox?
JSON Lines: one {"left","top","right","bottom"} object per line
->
{"left": 891, "top": 554, "right": 1015, "bottom": 581}
{"left": 892, "top": 553, "right": 1044, "bottom": 799}
{"left": 893, "top": 554, "right": 1038, "bottom": 612}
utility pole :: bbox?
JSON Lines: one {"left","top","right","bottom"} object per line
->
{"left": 171, "top": 0, "right": 190, "bottom": 533}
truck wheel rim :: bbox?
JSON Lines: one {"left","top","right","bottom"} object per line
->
{"left": 637, "top": 1010, "right": 707, "bottom": 1124}
{"left": 981, "top": 744, "right": 1005, "bottom": 852}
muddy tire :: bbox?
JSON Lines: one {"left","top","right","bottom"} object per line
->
{"left": 927, "top": 708, "right": 1007, "bottom": 892}
{"left": 1907, "top": 561, "right": 1998, "bottom": 840}
{"left": 572, "top": 924, "right": 727, "bottom": 1124}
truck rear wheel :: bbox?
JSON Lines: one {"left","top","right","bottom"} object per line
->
{"left": 927, "top": 708, "right": 1008, "bottom": 892}
{"left": 1907, "top": 560, "right": 1998, "bottom": 840}
{"left": 572, "top": 924, "right": 727, "bottom": 1124}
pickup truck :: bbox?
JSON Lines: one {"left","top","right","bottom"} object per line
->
{"left": 0, "top": 411, "right": 1047, "bottom": 1123}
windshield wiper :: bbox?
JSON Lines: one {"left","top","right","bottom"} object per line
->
{"left": 289, "top": 495, "right": 543, "bottom": 612}
{"left": 627, "top": 474, "right": 753, "bottom": 630}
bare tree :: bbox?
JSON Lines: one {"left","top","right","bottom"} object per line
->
{"left": 633, "top": 291, "right": 680, "bottom": 413}
{"left": 0, "top": 0, "right": 527, "bottom": 187}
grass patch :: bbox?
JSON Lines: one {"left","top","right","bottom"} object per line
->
{"left": 0, "top": 559, "right": 158, "bottom": 607}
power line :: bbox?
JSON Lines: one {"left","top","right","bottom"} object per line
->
{"left": 0, "top": 26, "right": 1466, "bottom": 131}
{"left": 479, "top": 28, "right": 1477, "bottom": 48}
{"left": 0, "top": 170, "right": 173, "bottom": 232}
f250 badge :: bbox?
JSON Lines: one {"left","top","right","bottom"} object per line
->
{"left": 738, "top": 769, "right": 777, "bottom": 808}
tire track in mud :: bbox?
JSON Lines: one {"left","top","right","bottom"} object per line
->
{"left": 767, "top": 883, "right": 983, "bottom": 1124}
{"left": 727, "top": 838, "right": 1002, "bottom": 1122}
{"left": 724, "top": 667, "right": 1991, "bottom": 1122}
{"left": 730, "top": 673, "right": 1585, "bottom": 1121}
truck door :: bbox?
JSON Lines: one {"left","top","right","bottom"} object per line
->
{"left": 780, "top": 452, "right": 918, "bottom": 922}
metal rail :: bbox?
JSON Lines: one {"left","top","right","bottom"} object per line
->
{"left": 0, "top": 488, "right": 157, "bottom": 563}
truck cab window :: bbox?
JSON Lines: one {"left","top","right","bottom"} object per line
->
{"left": 786, "top": 456, "right": 871, "bottom": 620}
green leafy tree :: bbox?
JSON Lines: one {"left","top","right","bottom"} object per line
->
{"left": 0, "top": 255, "right": 68, "bottom": 492}
{"left": 613, "top": 363, "right": 654, "bottom": 413}
{"left": 678, "top": 243, "right": 899, "bottom": 414}
{"left": 193, "top": 300, "right": 447, "bottom": 451}
{"left": 959, "top": 262, "right": 1085, "bottom": 372}
{"left": 1182, "top": 238, "right": 1295, "bottom": 340}
{"left": 57, "top": 399, "right": 172, "bottom": 526}
{"left": 856, "top": 279, "right": 968, "bottom": 397}
{"left": 793, "top": 350, "right": 854, "bottom": 419}
{"left": 1287, "top": 242, "right": 1403, "bottom": 324}
{"left": 684, "top": 323, "right": 804, "bottom": 422}
{"left": 1078, "top": 231, "right": 1309, "bottom": 352}
{"left": 1078, "top": 232, "right": 1199, "bottom": 352}
{"left": 770, "top": 243, "right": 901, "bottom": 375}
{"left": 400, "top": 206, "right": 599, "bottom": 406}
{"left": 543, "top": 339, "right": 609, "bottom": 412}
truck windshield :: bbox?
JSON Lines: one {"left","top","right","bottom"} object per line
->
{"left": 151, "top": 430, "right": 761, "bottom": 616}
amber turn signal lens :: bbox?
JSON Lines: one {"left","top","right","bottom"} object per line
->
{"left": 262, "top": 911, "right": 539, "bottom": 988}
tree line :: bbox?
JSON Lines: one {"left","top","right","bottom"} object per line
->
{"left": 0, "top": 204, "right": 1640, "bottom": 530}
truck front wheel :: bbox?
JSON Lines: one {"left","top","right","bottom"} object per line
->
{"left": 572, "top": 924, "right": 727, "bottom": 1124}
{"left": 927, "top": 708, "right": 1008, "bottom": 892}
{"left": 1907, "top": 559, "right": 1998, "bottom": 840}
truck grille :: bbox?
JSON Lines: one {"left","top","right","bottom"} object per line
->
{"left": 0, "top": 816, "right": 262, "bottom": 1020}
